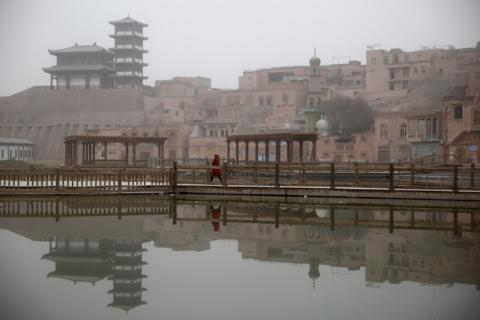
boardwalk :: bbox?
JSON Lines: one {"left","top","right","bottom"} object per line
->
{"left": 0, "top": 162, "right": 479, "bottom": 201}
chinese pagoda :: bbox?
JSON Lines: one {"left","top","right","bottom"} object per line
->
{"left": 43, "top": 43, "right": 115, "bottom": 89}
{"left": 108, "top": 240, "right": 147, "bottom": 312}
{"left": 109, "top": 16, "right": 148, "bottom": 89}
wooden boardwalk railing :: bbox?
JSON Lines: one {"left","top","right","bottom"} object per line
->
{"left": 175, "top": 161, "right": 480, "bottom": 192}
{"left": 0, "top": 167, "right": 170, "bottom": 193}
{"left": 0, "top": 162, "right": 479, "bottom": 194}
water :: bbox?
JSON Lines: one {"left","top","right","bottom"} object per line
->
{"left": 0, "top": 196, "right": 479, "bottom": 320}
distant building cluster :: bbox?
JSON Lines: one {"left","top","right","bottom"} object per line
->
{"left": 0, "top": 15, "right": 479, "bottom": 164}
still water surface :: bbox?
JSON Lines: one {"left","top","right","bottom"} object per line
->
{"left": 0, "top": 196, "right": 479, "bottom": 320}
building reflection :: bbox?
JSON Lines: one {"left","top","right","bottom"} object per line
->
{"left": 1, "top": 197, "right": 479, "bottom": 312}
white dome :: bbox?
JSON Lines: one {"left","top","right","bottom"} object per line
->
{"left": 315, "top": 119, "right": 328, "bottom": 131}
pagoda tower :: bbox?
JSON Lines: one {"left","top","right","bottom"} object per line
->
{"left": 109, "top": 16, "right": 148, "bottom": 89}
{"left": 108, "top": 240, "right": 147, "bottom": 312}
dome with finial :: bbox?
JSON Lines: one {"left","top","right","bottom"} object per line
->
{"left": 309, "top": 47, "right": 321, "bottom": 67}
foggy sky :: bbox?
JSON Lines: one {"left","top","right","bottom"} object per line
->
{"left": 0, "top": 0, "right": 479, "bottom": 96}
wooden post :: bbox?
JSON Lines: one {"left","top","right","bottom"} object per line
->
{"left": 470, "top": 162, "right": 475, "bottom": 188}
{"left": 330, "top": 205, "right": 335, "bottom": 231}
{"left": 55, "top": 169, "right": 60, "bottom": 192}
{"left": 453, "top": 164, "right": 458, "bottom": 192}
{"left": 330, "top": 162, "right": 335, "bottom": 190}
{"left": 117, "top": 169, "right": 122, "bottom": 192}
{"left": 389, "top": 207, "right": 394, "bottom": 233}
{"left": 222, "top": 203, "right": 227, "bottom": 226}
{"left": 274, "top": 162, "right": 280, "bottom": 187}
{"left": 275, "top": 204, "right": 280, "bottom": 229}
{"left": 389, "top": 163, "right": 394, "bottom": 191}
{"left": 222, "top": 160, "right": 228, "bottom": 187}
{"left": 172, "top": 160, "right": 178, "bottom": 193}
{"left": 409, "top": 162, "right": 415, "bottom": 187}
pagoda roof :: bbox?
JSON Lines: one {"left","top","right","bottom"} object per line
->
{"left": 107, "top": 301, "right": 147, "bottom": 312}
{"left": 109, "top": 16, "right": 148, "bottom": 27}
{"left": 42, "top": 253, "right": 113, "bottom": 264}
{"left": 47, "top": 272, "right": 109, "bottom": 284}
{"left": 43, "top": 64, "right": 116, "bottom": 74}
{"left": 48, "top": 44, "right": 113, "bottom": 55}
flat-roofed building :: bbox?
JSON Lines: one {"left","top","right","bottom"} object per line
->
{"left": 0, "top": 137, "right": 34, "bottom": 161}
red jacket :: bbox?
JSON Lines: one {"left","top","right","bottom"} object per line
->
{"left": 211, "top": 157, "right": 222, "bottom": 177}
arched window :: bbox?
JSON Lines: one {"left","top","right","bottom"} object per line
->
{"left": 309, "top": 97, "right": 314, "bottom": 107}
{"left": 380, "top": 124, "right": 388, "bottom": 138}
{"left": 474, "top": 110, "right": 480, "bottom": 125}
{"left": 400, "top": 124, "right": 407, "bottom": 138}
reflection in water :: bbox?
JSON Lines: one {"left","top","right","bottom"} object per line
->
{"left": 0, "top": 195, "right": 479, "bottom": 317}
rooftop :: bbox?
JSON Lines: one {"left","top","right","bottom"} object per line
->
{"left": 43, "top": 64, "right": 116, "bottom": 73}
{"left": 109, "top": 16, "right": 148, "bottom": 27}
{"left": 0, "top": 137, "right": 34, "bottom": 145}
{"left": 48, "top": 44, "right": 113, "bottom": 55}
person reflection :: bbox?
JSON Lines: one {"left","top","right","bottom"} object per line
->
{"left": 210, "top": 204, "right": 222, "bottom": 231}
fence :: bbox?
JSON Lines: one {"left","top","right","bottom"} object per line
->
{"left": 0, "top": 167, "right": 170, "bottom": 193}
{"left": 175, "top": 161, "right": 480, "bottom": 192}
{"left": 0, "top": 162, "right": 479, "bottom": 193}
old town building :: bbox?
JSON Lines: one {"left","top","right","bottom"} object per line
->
{"left": 43, "top": 43, "right": 115, "bottom": 89}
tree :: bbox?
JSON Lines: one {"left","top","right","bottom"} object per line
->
{"left": 318, "top": 96, "right": 374, "bottom": 135}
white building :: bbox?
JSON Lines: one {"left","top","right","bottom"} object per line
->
{"left": 0, "top": 137, "right": 34, "bottom": 161}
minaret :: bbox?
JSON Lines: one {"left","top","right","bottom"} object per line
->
{"left": 109, "top": 16, "right": 148, "bottom": 88}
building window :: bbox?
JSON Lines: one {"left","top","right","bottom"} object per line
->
{"left": 454, "top": 105, "right": 463, "bottom": 119}
{"left": 400, "top": 124, "right": 407, "bottom": 138}
{"left": 383, "top": 55, "right": 389, "bottom": 64}
{"left": 421, "top": 66, "right": 426, "bottom": 73}
{"left": 474, "top": 110, "right": 480, "bottom": 125}
{"left": 389, "top": 69, "right": 395, "bottom": 80}
{"left": 402, "top": 80, "right": 408, "bottom": 89}
{"left": 389, "top": 83, "right": 394, "bottom": 91}
{"left": 282, "top": 93, "right": 288, "bottom": 104}
{"left": 267, "top": 96, "right": 272, "bottom": 105}
{"left": 404, "top": 54, "right": 410, "bottom": 62}
{"left": 414, "top": 67, "right": 418, "bottom": 73}
{"left": 309, "top": 97, "right": 314, "bottom": 107}
{"left": 380, "top": 124, "right": 388, "bottom": 137}
{"left": 259, "top": 97, "right": 264, "bottom": 106}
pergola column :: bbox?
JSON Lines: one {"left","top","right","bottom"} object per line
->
{"left": 158, "top": 142, "right": 164, "bottom": 167}
{"left": 235, "top": 141, "right": 239, "bottom": 164}
{"left": 91, "top": 142, "right": 96, "bottom": 165}
{"left": 132, "top": 143, "right": 137, "bottom": 167}
{"left": 255, "top": 141, "right": 259, "bottom": 161}
{"left": 227, "top": 141, "right": 231, "bottom": 162}
{"left": 311, "top": 140, "right": 317, "bottom": 161}
{"left": 299, "top": 141, "right": 304, "bottom": 162}
{"left": 103, "top": 143, "right": 108, "bottom": 160}
{"left": 82, "top": 142, "right": 86, "bottom": 165}
{"left": 65, "top": 143, "right": 70, "bottom": 166}
{"left": 125, "top": 143, "right": 129, "bottom": 166}
{"left": 73, "top": 143, "right": 77, "bottom": 166}
{"left": 245, "top": 141, "right": 249, "bottom": 162}
{"left": 275, "top": 139, "right": 281, "bottom": 162}
{"left": 287, "top": 141, "right": 292, "bottom": 163}
{"left": 265, "top": 140, "right": 270, "bottom": 161}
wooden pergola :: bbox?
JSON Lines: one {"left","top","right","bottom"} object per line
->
{"left": 64, "top": 135, "right": 168, "bottom": 167}
{"left": 226, "top": 132, "right": 318, "bottom": 162}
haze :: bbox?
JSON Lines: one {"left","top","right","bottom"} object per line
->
{"left": 0, "top": 0, "right": 479, "bottom": 96}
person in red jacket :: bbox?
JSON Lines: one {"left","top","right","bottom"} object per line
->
{"left": 210, "top": 154, "right": 222, "bottom": 183}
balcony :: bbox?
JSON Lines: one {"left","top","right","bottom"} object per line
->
{"left": 111, "top": 44, "right": 148, "bottom": 52}
{"left": 109, "top": 31, "right": 148, "bottom": 40}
